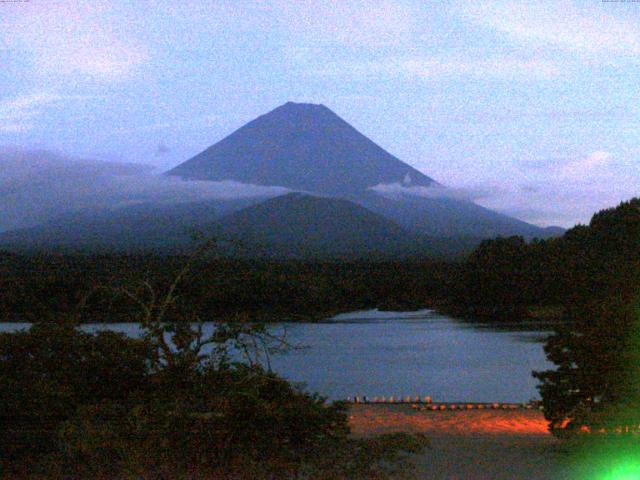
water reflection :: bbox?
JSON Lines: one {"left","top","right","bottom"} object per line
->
{"left": 0, "top": 309, "right": 554, "bottom": 402}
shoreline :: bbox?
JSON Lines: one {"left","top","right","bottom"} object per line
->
{"left": 349, "top": 403, "right": 551, "bottom": 437}
{"left": 349, "top": 404, "right": 568, "bottom": 479}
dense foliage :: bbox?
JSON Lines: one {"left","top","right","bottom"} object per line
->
{"left": 0, "top": 322, "right": 351, "bottom": 478}
{"left": 0, "top": 253, "right": 428, "bottom": 478}
{"left": 531, "top": 198, "right": 640, "bottom": 436}
{"left": 453, "top": 235, "right": 569, "bottom": 319}
{"left": 0, "top": 322, "right": 152, "bottom": 464}
{"left": 0, "top": 255, "right": 456, "bottom": 323}
{"left": 453, "top": 198, "right": 640, "bottom": 317}
{"left": 446, "top": 197, "right": 640, "bottom": 435}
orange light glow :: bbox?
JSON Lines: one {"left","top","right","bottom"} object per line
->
{"left": 349, "top": 404, "right": 550, "bottom": 437}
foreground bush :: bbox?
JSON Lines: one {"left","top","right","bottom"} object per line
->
{"left": 0, "top": 322, "right": 152, "bottom": 464}
{"left": 0, "top": 320, "right": 426, "bottom": 479}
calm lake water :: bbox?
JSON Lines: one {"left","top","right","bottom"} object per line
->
{"left": 0, "top": 309, "right": 554, "bottom": 402}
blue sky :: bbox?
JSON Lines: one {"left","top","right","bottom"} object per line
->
{"left": 1, "top": 0, "right": 639, "bottom": 227}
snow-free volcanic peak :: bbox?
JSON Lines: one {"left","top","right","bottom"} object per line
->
{"left": 167, "top": 102, "right": 435, "bottom": 195}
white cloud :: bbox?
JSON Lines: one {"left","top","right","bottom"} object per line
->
{"left": 274, "top": 0, "right": 416, "bottom": 47}
{"left": 400, "top": 55, "right": 560, "bottom": 80}
{"left": 37, "top": 42, "right": 146, "bottom": 80}
{"left": 0, "top": 148, "right": 289, "bottom": 232}
{"left": 0, "top": 2, "right": 147, "bottom": 81}
{"left": 469, "top": 151, "right": 639, "bottom": 227}
{"left": 313, "top": 54, "right": 561, "bottom": 81}
{"left": 113, "top": 114, "right": 221, "bottom": 135}
{"left": 0, "top": 93, "right": 93, "bottom": 133}
{"left": 460, "top": 1, "right": 640, "bottom": 60}
{"left": 368, "top": 182, "right": 491, "bottom": 202}
{"left": 558, "top": 151, "right": 613, "bottom": 177}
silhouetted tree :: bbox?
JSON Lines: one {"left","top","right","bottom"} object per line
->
{"left": 534, "top": 199, "right": 640, "bottom": 436}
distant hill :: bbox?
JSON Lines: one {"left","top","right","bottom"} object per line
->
{"left": 212, "top": 193, "right": 454, "bottom": 259}
{"left": 540, "top": 226, "right": 566, "bottom": 237}
{"left": 353, "top": 191, "right": 562, "bottom": 240}
{"left": 167, "top": 102, "right": 435, "bottom": 196}
{"left": 0, "top": 193, "right": 480, "bottom": 259}
{"left": 0, "top": 197, "right": 264, "bottom": 253}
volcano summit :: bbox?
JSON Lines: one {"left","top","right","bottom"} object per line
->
{"left": 167, "top": 102, "right": 436, "bottom": 196}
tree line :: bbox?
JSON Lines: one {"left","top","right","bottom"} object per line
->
{"left": 455, "top": 197, "right": 640, "bottom": 436}
{"left": 0, "top": 254, "right": 457, "bottom": 323}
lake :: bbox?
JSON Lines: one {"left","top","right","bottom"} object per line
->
{"left": 0, "top": 309, "right": 554, "bottom": 402}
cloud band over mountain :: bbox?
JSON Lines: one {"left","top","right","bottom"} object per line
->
{"left": 0, "top": 148, "right": 288, "bottom": 232}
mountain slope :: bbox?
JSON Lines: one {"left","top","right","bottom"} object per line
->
{"left": 212, "top": 193, "right": 423, "bottom": 258}
{"left": 0, "top": 197, "right": 265, "bottom": 252}
{"left": 0, "top": 102, "right": 562, "bottom": 255}
{"left": 353, "top": 191, "right": 562, "bottom": 240}
{"left": 167, "top": 102, "right": 435, "bottom": 195}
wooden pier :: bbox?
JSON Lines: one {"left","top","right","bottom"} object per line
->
{"left": 346, "top": 396, "right": 541, "bottom": 411}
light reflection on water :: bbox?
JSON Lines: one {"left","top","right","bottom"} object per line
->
{"left": 0, "top": 309, "right": 554, "bottom": 402}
